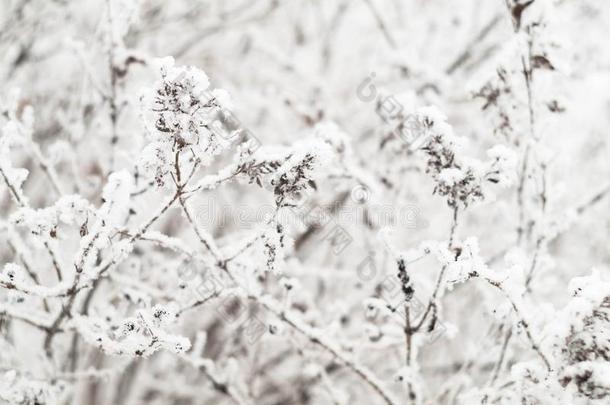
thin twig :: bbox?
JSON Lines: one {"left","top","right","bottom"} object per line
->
{"left": 445, "top": 14, "right": 502, "bottom": 74}
{"left": 259, "top": 297, "right": 399, "bottom": 405}
{"left": 361, "top": 0, "right": 397, "bottom": 49}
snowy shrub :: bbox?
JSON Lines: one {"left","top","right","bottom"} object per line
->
{"left": 0, "top": 0, "right": 609, "bottom": 404}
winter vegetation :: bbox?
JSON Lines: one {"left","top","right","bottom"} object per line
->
{"left": 0, "top": 0, "right": 609, "bottom": 404}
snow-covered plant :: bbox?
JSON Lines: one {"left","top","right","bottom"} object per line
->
{"left": 0, "top": 1, "right": 608, "bottom": 404}
{"left": 551, "top": 271, "right": 610, "bottom": 400}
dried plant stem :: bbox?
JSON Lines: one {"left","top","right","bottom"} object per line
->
{"left": 489, "top": 327, "right": 512, "bottom": 384}
{"left": 405, "top": 307, "right": 412, "bottom": 367}
{"left": 106, "top": 0, "right": 120, "bottom": 173}
{"left": 445, "top": 14, "right": 502, "bottom": 74}
{"left": 0, "top": 166, "right": 27, "bottom": 207}
{"left": 259, "top": 297, "right": 399, "bottom": 405}
{"left": 180, "top": 354, "right": 251, "bottom": 405}
{"left": 413, "top": 206, "right": 459, "bottom": 332}
{"left": 44, "top": 241, "right": 64, "bottom": 282}
{"left": 575, "top": 183, "right": 610, "bottom": 215}
{"left": 43, "top": 189, "right": 181, "bottom": 357}
{"left": 484, "top": 278, "right": 551, "bottom": 372}
{"left": 405, "top": 306, "right": 415, "bottom": 403}
{"left": 516, "top": 144, "right": 530, "bottom": 245}
{"left": 361, "top": 0, "right": 397, "bottom": 49}
{"left": 29, "top": 141, "right": 64, "bottom": 196}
